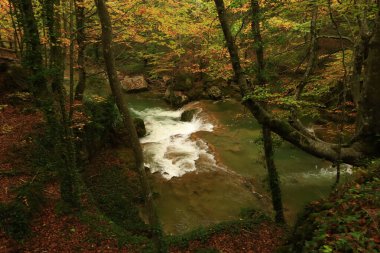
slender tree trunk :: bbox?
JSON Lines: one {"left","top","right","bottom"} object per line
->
{"left": 360, "top": 2, "right": 380, "bottom": 141}
{"left": 8, "top": 1, "right": 21, "bottom": 58}
{"left": 262, "top": 128, "right": 285, "bottom": 222}
{"left": 215, "top": 0, "right": 285, "bottom": 223}
{"left": 290, "top": 1, "right": 320, "bottom": 141}
{"left": 251, "top": 0, "right": 265, "bottom": 85}
{"left": 45, "top": 0, "right": 65, "bottom": 92}
{"left": 251, "top": 0, "right": 285, "bottom": 224}
{"left": 213, "top": 0, "right": 249, "bottom": 95}
{"left": 69, "top": 0, "right": 75, "bottom": 119}
{"left": 12, "top": 0, "right": 79, "bottom": 208}
{"left": 11, "top": 0, "right": 48, "bottom": 99}
{"left": 94, "top": 0, "right": 162, "bottom": 251}
{"left": 45, "top": 0, "right": 80, "bottom": 208}
{"left": 295, "top": 0, "right": 318, "bottom": 100}
{"left": 352, "top": 0, "right": 371, "bottom": 134}
{"left": 74, "top": 0, "right": 87, "bottom": 100}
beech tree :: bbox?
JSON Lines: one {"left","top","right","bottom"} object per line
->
{"left": 213, "top": 0, "right": 380, "bottom": 167}
{"left": 250, "top": 0, "right": 284, "bottom": 223}
{"left": 74, "top": 0, "right": 87, "bottom": 100}
{"left": 94, "top": 0, "right": 162, "bottom": 251}
{"left": 9, "top": 0, "right": 80, "bottom": 208}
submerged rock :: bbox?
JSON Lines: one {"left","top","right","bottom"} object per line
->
{"left": 134, "top": 118, "right": 146, "bottom": 138}
{"left": 180, "top": 109, "right": 198, "bottom": 122}
{"left": 121, "top": 75, "right": 148, "bottom": 93}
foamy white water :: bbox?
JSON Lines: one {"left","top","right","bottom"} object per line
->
{"left": 131, "top": 105, "right": 217, "bottom": 179}
{"left": 301, "top": 164, "right": 353, "bottom": 178}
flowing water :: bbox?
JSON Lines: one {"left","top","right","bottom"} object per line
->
{"left": 126, "top": 93, "right": 353, "bottom": 234}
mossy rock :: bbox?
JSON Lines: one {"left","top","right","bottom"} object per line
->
{"left": 180, "top": 109, "right": 198, "bottom": 122}
{"left": 207, "top": 86, "right": 222, "bottom": 100}
{"left": 164, "top": 88, "right": 189, "bottom": 108}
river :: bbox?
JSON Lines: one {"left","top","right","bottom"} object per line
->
{"left": 126, "top": 93, "right": 352, "bottom": 235}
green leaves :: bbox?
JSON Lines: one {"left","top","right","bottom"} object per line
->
{"left": 243, "top": 86, "right": 322, "bottom": 110}
{"left": 291, "top": 170, "right": 380, "bottom": 253}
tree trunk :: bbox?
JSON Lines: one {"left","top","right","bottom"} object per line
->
{"left": 8, "top": 1, "right": 22, "bottom": 58}
{"left": 10, "top": 0, "right": 48, "bottom": 99}
{"left": 215, "top": 0, "right": 286, "bottom": 223}
{"left": 352, "top": 0, "right": 372, "bottom": 135}
{"left": 213, "top": 0, "right": 249, "bottom": 95}
{"left": 74, "top": 0, "right": 87, "bottom": 101}
{"left": 262, "top": 127, "right": 285, "bottom": 222}
{"left": 295, "top": 0, "right": 318, "bottom": 100}
{"left": 45, "top": 0, "right": 65, "bottom": 93}
{"left": 45, "top": 0, "right": 80, "bottom": 209}
{"left": 214, "top": 0, "right": 380, "bottom": 166}
{"left": 290, "top": 1, "right": 321, "bottom": 142}
{"left": 94, "top": 0, "right": 162, "bottom": 251}
{"left": 251, "top": 0, "right": 285, "bottom": 224}
{"left": 251, "top": 0, "right": 265, "bottom": 85}
{"left": 360, "top": 4, "right": 380, "bottom": 142}
{"left": 69, "top": 0, "right": 75, "bottom": 119}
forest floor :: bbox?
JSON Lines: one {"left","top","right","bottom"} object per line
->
{"left": 0, "top": 93, "right": 133, "bottom": 252}
{"left": 0, "top": 91, "right": 287, "bottom": 252}
{"left": 168, "top": 221, "right": 286, "bottom": 253}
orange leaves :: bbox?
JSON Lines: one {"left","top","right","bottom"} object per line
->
{"left": 230, "top": 2, "right": 250, "bottom": 14}
{"left": 138, "top": 6, "right": 147, "bottom": 15}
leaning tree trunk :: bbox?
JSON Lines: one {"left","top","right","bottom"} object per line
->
{"left": 213, "top": 0, "right": 380, "bottom": 166}
{"left": 214, "top": 0, "right": 285, "bottom": 223}
{"left": 251, "top": 0, "right": 285, "bottom": 224}
{"left": 213, "top": 0, "right": 249, "bottom": 95}
{"left": 94, "top": 0, "right": 163, "bottom": 251}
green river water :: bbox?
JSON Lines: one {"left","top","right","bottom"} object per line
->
{"left": 125, "top": 93, "right": 352, "bottom": 235}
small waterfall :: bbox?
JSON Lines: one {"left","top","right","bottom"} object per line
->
{"left": 131, "top": 104, "right": 219, "bottom": 179}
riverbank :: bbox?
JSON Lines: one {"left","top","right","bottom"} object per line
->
{"left": 0, "top": 93, "right": 286, "bottom": 252}
{"left": 1, "top": 88, "right": 379, "bottom": 252}
{"left": 0, "top": 92, "right": 155, "bottom": 252}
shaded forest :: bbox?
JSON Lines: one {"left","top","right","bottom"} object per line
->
{"left": 0, "top": 0, "right": 379, "bottom": 252}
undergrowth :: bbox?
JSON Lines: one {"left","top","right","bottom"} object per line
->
{"left": 165, "top": 208, "right": 272, "bottom": 249}
{"left": 282, "top": 167, "right": 380, "bottom": 253}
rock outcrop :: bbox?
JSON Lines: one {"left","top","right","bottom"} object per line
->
{"left": 120, "top": 75, "right": 148, "bottom": 93}
{"left": 180, "top": 109, "right": 198, "bottom": 122}
{"left": 164, "top": 88, "right": 189, "bottom": 108}
{"left": 207, "top": 86, "right": 222, "bottom": 100}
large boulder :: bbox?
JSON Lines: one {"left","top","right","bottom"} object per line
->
{"left": 133, "top": 118, "right": 146, "bottom": 138}
{"left": 120, "top": 75, "right": 148, "bottom": 93}
{"left": 207, "top": 86, "right": 222, "bottom": 100}
{"left": 0, "top": 63, "right": 28, "bottom": 93}
{"left": 164, "top": 88, "right": 189, "bottom": 108}
{"left": 180, "top": 109, "right": 198, "bottom": 122}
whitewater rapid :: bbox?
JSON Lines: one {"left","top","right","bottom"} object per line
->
{"left": 131, "top": 104, "right": 218, "bottom": 179}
